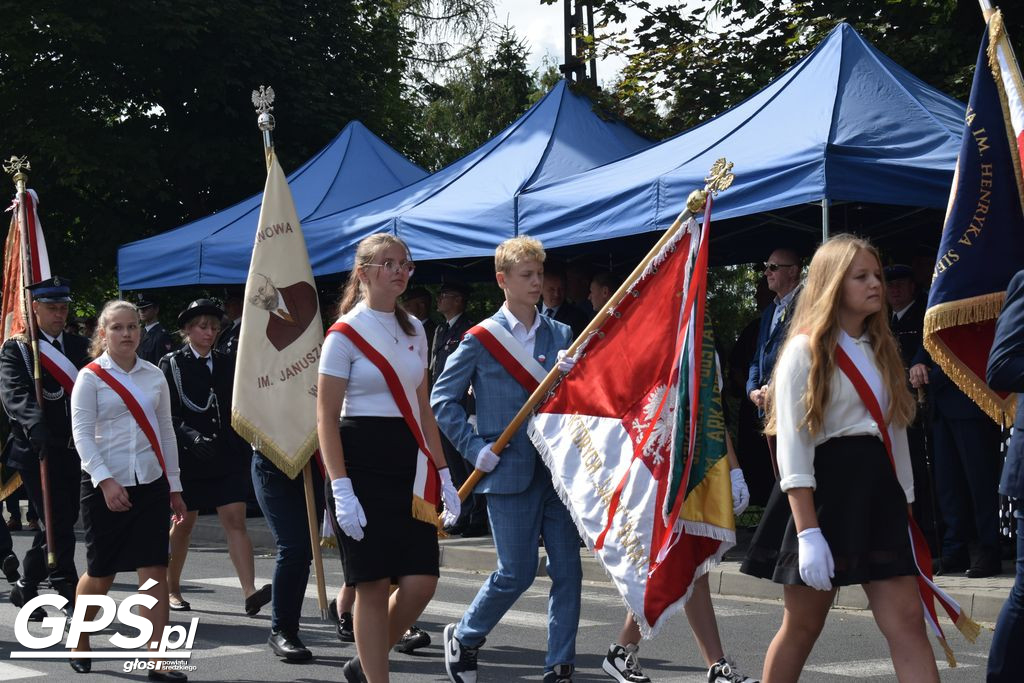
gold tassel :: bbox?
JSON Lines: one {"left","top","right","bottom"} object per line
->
{"left": 411, "top": 495, "right": 441, "bottom": 529}
{"left": 939, "top": 636, "right": 957, "bottom": 668}
{"left": 955, "top": 612, "right": 981, "bottom": 643}
{"left": 320, "top": 536, "right": 337, "bottom": 549}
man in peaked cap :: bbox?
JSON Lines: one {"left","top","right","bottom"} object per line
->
{"left": 137, "top": 296, "right": 175, "bottom": 365}
{"left": 0, "top": 276, "right": 91, "bottom": 619}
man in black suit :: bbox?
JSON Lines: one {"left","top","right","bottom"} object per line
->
{"left": 885, "top": 264, "right": 939, "bottom": 555}
{"left": 429, "top": 280, "right": 487, "bottom": 537}
{"left": 216, "top": 287, "right": 244, "bottom": 360}
{"left": 539, "top": 265, "right": 588, "bottom": 339}
{"left": 747, "top": 248, "right": 802, "bottom": 418}
{"left": 0, "top": 276, "right": 91, "bottom": 617}
{"left": 403, "top": 287, "right": 437, "bottom": 356}
{"left": 986, "top": 268, "right": 1024, "bottom": 680}
{"left": 137, "top": 297, "right": 175, "bottom": 365}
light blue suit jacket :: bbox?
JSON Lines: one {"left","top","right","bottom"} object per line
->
{"left": 430, "top": 308, "right": 572, "bottom": 495}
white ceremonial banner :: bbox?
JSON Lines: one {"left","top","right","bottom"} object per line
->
{"left": 232, "top": 151, "right": 323, "bottom": 478}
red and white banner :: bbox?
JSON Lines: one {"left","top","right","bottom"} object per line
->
{"left": 2, "top": 189, "right": 51, "bottom": 340}
{"left": 529, "top": 211, "right": 734, "bottom": 637}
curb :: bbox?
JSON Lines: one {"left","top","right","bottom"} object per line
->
{"left": 191, "top": 517, "right": 1010, "bottom": 624}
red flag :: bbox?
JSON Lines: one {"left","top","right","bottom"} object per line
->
{"left": 2, "top": 189, "right": 51, "bottom": 340}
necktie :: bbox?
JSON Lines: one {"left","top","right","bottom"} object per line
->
{"left": 51, "top": 338, "right": 61, "bottom": 353}
{"left": 544, "top": 308, "right": 555, "bottom": 318}
{"left": 891, "top": 312, "right": 899, "bottom": 326}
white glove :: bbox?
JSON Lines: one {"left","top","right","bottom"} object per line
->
{"left": 439, "top": 468, "right": 461, "bottom": 527}
{"left": 797, "top": 527, "right": 835, "bottom": 591}
{"left": 730, "top": 468, "right": 750, "bottom": 516}
{"left": 556, "top": 349, "right": 577, "bottom": 374}
{"left": 331, "top": 478, "right": 367, "bottom": 541}
{"left": 475, "top": 443, "right": 500, "bottom": 472}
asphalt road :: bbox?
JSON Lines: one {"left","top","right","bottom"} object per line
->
{"left": 0, "top": 532, "right": 995, "bottom": 681}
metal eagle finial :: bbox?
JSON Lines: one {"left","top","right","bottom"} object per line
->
{"left": 4, "top": 156, "right": 30, "bottom": 192}
{"left": 705, "top": 158, "right": 735, "bottom": 195}
{"left": 252, "top": 85, "right": 276, "bottom": 133}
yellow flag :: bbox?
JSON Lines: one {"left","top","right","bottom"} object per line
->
{"left": 232, "top": 151, "right": 323, "bottom": 478}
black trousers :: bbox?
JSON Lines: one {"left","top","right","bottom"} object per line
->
{"left": 16, "top": 450, "right": 80, "bottom": 590}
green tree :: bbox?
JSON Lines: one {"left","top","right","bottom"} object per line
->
{"left": 414, "top": 25, "right": 538, "bottom": 170}
{"left": 0, "top": 1, "right": 416, "bottom": 303}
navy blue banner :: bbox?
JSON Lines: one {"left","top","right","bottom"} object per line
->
{"left": 924, "top": 24, "right": 1024, "bottom": 425}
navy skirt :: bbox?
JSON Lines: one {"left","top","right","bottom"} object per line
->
{"left": 81, "top": 473, "right": 170, "bottom": 577}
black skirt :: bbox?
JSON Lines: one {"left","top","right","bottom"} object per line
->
{"left": 741, "top": 435, "right": 918, "bottom": 586}
{"left": 181, "top": 464, "right": 249, "bottom": 512}
{"left": 326, "top": 417, "right": 439, "bottom": 584}
{"left": 80, "top": 473, "right": 170, "bottom": 577}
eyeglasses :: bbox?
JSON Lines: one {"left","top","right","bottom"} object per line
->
{"left": 365, "top": 258, "right": 415, "bottom": 276}
{"left": 764, "top": 262, "right": 797, "bottom": 272}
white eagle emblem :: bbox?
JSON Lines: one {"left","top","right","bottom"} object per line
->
{"left": 631, "top": 383, "right": 677, "bottom": 465}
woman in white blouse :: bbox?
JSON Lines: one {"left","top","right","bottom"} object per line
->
{"left": 740, "top": 236, "right": 936, "bottom": 682}
{"left": 69, "top": 300, "right": 187, "bottom": 681}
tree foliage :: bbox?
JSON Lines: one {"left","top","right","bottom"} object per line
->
{"left": 0, "top": 1, "right": 415, "bottom": 304}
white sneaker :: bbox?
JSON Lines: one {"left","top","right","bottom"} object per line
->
{"left": 707, "top": 657, "right": 758, "bottom": 683}
{"left": 603, "top": 643, "right": 652, "bottom": 683}
{"left": 443, "top": 623, "right": 480, "bottom": 683}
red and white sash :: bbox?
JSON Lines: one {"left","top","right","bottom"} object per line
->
{"left": 328, "top": 311, "right": 440, "bottom": 527}
{"left": 834, "top": 336, "right": 978, "bottom": 665}
{"left": 466, "top": 316, "right": 547, "bottom": 392}
{"left": 39, "top": 342, "right": 78, "bottom": 394}
{"left": 85, "top": 361, "right": 167, "bottom": 476}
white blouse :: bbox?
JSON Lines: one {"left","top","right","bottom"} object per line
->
{"left": 71, "top": 353, "right": 182, "bottom": 492}
{"left": 774, "top": 333, "right": 914, "bottom": 502}
{"left": 319, "top": 303, "right": 428, "bottom": 417}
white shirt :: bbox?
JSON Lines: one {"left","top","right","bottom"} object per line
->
{"left": 893, "top": 302, "right": 914, "bottom": 321}
{"left": 319, "top": 304, "right": 428, "bottom": 417}
{"left": 71, "top": 352, "right": 181, "bottom": 492}
{"left": 145, "top": 321, "right": 159, "bottom": 333}
{"left": 445, "top": 312, "right": 463, "bottom": 327}
{"left": 502, "top": 303, "right": 540, "bottom": 357}
{"left": 773, "top": 333, "right": 914, "bottom": 502}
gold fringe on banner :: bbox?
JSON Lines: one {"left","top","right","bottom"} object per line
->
{"left": 231, "top": 409, "right": 317, "bottom": 480}
{"left": 923, "top": 293, "right": 1016, "bottom": 427}
{"left": 986, "top": 9, "right": 1024, "bottom": 217}
{"left": 955, "top": 611, "right": 982, "bottom": 643}
{"left": 0, "top": 470, "right": 22, "bottom": 502}
{"left": 411, "top": 495, "right": 441, "bottom": 530}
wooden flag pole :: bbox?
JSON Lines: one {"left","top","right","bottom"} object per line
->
{"left": 455, "top": 160, "right": 735, "bottom": 504}
{"left": 253, "top": 86, "right": 328, "bottom": 619}
{"left": 6, "top": 159, "right": 57, "bottom": 568}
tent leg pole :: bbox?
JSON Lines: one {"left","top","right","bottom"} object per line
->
{"left": 822, "top": 197, "right": 830, "bottom": 241}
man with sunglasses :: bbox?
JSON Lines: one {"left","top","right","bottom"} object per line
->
{"left": 746, "top": 249, "right": 802, "bottom": 420}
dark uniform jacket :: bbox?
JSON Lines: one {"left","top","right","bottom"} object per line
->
{"left": 746, "top": 286, "right": 802, "bottom": 400}
{"left": 988, "top": 269, "right": 1024, "bottom": 499}
{"left": 159, "top": 345, "right": 245, "bottom": 481}
{"left": 890, "top": 298, "right": 926, "bottom": 370}
{"left": 430, "top": 313, "right": 475, "bottom": 386}
{"left": 138, "top": 322, "right": 175, "bottom": 366}
{"left": 538, "top": 302, "right": 589, "bottom": 339}
{"left": 0, "top": 333, "right": 90, "bottom": 472}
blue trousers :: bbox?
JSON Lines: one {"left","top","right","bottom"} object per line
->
{"left": 251, "top": 452, "right": 323, "bottom": 635}
{"left": 988, "top": 510, "right": 1024, "bottom": 682}
{"left": 455, "top": 463, "right": 582, "bottom": 670}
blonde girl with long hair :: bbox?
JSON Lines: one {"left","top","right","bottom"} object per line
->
{"left": 318, "top": 233, "right": 459, "bottom": 682}
{"left": 740, "top": 235, "right": 938, "bottom": 682}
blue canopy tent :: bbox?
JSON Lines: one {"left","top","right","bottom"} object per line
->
{"left": 117, "top": 120, "right": 428, "bottom": 289}
{"left": 298, "top": 80, "right": 651, "bottom": 273}
{"left": 517, "top": 23, "right": 966, "bottom": 266}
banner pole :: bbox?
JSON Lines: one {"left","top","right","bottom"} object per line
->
{"left": 251, "top": 86, "right": 328, "bottom": 618}
{"left": 455, "top": 160, "right": 735, "bottom": 504}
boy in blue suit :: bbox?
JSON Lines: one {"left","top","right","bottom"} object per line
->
{"left": 431, "top": 236, "right": 581, "bottom": 683}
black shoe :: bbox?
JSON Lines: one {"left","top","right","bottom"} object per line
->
{"left": 10, "top": 581, "right": 45, "bottom": 621}
{"left": 244, "top": 584, "right": 272, "bottom": 616}
{"left": 1, "top": 552, "right": 20, "bottom": 583}
{"left": 543, "top": 663, "right": 574, "bottom": 683}
{"left": 394, "top": 625, "right": 430, "bottom": 653}
{"left": 148, "top": 670, "right": 187, "bottom": 681}
{"left": 342, "top": 655, "right": 367, "bottom": 683}
{"left": 168, "top": 594, "right": 191, "bottom": 611}
{"left": 966, "top": 547, "right": 1002, "bottom": 578}
{"left": 337, "top": 611, "right": 354, "bottom": 643}
{"left": 69, "top": 658, "right": 91, "bottom": 674}
{"left": 934, "top": 552, "right": 969, "bottom": 575}
{"left": 328, "top": 598, "right": 339, "bottom": 623}
{"left": 268, "top": 629, "right": 312, "bottom": 661}
{"left": 460, "top": 523, "right": 489, "bottom": 538}
{"left": 6, "top": 518, "right": 21, "bottom": 531}
{"left": 444, "top": 623, "right": 481, "bottom": 683}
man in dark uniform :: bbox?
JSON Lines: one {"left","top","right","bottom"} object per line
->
{"left": 0, "top": 276, "right": 91, "bottom": 618}
{"left": 430, "top": 280, "right": 486, "bottom": 537}
{"left": 216, "top": 287, "right": 244, "bottom": 360}
{"left": 403, "top": 287, "right": 437, "bottom": 354}
{"left": 137, "top": 297, "right": 175, "bottom": 365}
{"left": 539, "top": 265, "right": 589, "bottom": 339}
{"left": 885, "top": 264, "right": 939, "bottom": 555}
